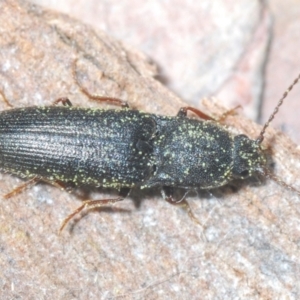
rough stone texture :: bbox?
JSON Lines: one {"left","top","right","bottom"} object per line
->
{"left": 31, "top": 0, "right": 268, "bottom": 120}
{"left": 0, "top": 0, "right": 300, "bottom": 299}
{"left": 263, "top": 0, "right": 300, "bottom": 145}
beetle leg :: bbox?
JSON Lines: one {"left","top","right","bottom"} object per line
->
{"left": 3, "top": 177, "right": 73, "bottom": 199}
{"left": 3, "top": 176, "right": 40, "bottom": 199}
{"left": 72, "top": 58, "right": 129, "bottom": 108}
{"left": 80, "top": 95, "right": 129, "bottom": 108}
{"left": 35, "top": 178, "right": 76, "bottom": 193}
{"left": 177, "top": 107, "right": 213, "bottom": 120}
{"left": 217, "top": 105, "right": 241, "bottom": 122}
{"left": 177, "top": 105, "right": 241, "bottom": 122}
{"left": 162, "top": 187, "right": 203, "bottom": 227}
{"left": 52, "top": 97, "right": 73, "bottom": 107}
{"left": 59, "top": 187, "right": 131, "bottom": 232}
{"left": 0, "top": 89, "right": 13, "bottom": 108}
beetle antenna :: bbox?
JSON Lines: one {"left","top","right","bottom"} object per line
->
{"left": 261, "top": 167, "right": 300, "bottom": 196}
{"left": 256, "top": 73, "right": 300, "bottom": 144}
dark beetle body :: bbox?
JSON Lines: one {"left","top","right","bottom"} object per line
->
{"left": 0, "top": 106, "right": 266, "bottom": 193}
{"left": 0, "top": 106, "right": 155, "bottom": 188}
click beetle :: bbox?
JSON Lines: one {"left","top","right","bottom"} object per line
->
{"left": 1, "top": 66, "right": 299, "bottom": 232}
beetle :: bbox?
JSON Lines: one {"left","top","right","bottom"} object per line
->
{"left": 1, "top": 67, "right": 299, "bottom": 232}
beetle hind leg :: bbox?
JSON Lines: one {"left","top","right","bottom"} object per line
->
{"left": 59, "top": 187, "right": 131, "bottom": 233}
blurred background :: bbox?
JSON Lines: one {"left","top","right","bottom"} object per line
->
{"left": 30, "top": 0, "right": 300, "bottom": 144}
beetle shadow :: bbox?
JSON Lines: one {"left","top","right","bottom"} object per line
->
{"left": 74, "top": 170, "right": 269, "bottom": 209}
{"left": 38, "top": 168, "right": 271, "bottom": 233}
{"left": 62, "top": 185, "right": 160, "bottom": 233}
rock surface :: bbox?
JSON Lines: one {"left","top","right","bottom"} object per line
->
{"left": 0, "top": 1, "right": 300, "bottom": 299}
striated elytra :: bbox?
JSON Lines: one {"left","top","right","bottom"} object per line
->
{"left": 0, "top": 106, "right": 156, "bottom": 188}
